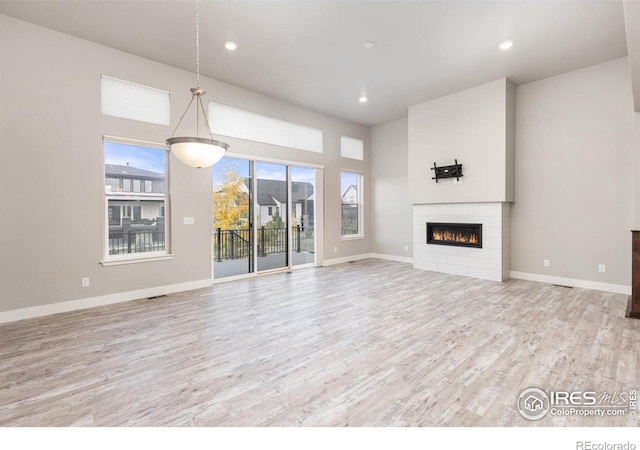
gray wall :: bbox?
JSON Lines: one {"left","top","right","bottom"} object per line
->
{"left": 0, "top": 14, "right": 370, "bottom": 314}
{"left": 511, "top": 58, "right": 635, "bottom": 285}
{"left": 635, "top": 113, "right": 640, "bottom": 227}
{"left": 371, "top": 117, "right": 412, "bottom": 259}
{"left": 373, "top": 58, "right": 635, "bottom": 287}
{"left": 408, "top": 78, "right": 515, "bottom": 205}
{"left": 624, "top": 0, "right": 640, "bottom": 110}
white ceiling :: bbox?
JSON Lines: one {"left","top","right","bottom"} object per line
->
{"left": 0, "top": 0, "right": 629, "bottom": 126}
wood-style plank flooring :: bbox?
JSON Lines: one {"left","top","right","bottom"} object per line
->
{"left": 1, "top": 259, "right": 638, "bottom": 426}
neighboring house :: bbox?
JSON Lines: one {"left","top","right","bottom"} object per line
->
{"left": 341, "top": 185, "right": 358, "bottom": 203}
{"left": 243, "top": 179, "right": 314, "bottom": 227}
{"left": 105, "top": 163, "right": 165, "bottom": 226}
{"left": 341, "top": 184, "right": 359, "bottom": 234}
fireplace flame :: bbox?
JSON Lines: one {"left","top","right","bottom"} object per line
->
{"left": 432, "top": 230, "right": 478, "bottom": 244}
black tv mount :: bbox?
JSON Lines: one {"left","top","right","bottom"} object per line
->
{"left": 431, "top": 159, "right": 463, "bottom": 183}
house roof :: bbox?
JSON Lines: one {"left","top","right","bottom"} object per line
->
{"left": 105, "top": 164, "right": 164, "bottom": 179}
{"left": 244, "top": 179, "right": 313, "bottom": 206}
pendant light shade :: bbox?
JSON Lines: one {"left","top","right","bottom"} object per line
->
{"left": 167, "top": 137, "right": 228, "bottom": 169}
{"left": 167, "top": 0, "right": 229, "bottom": 169}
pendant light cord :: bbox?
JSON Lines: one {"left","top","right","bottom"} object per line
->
{"left": 196, "top": 0, "right": 215, "bottom": 140}
{"left": 195, "top": 0, "right": 201, "bottom": 89}
{"left": 195, "top": 0, "right": 200, "bottom": 135}
{"left": 168, "top": 0, "right": 216, "bottom": 141}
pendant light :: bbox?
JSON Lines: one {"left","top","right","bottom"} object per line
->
{"left": 167, "top": 0, "right": 229, "bottom": 168}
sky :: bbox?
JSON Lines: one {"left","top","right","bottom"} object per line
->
{"left": 104, "top": 142, "right": 165, "bottom": 174}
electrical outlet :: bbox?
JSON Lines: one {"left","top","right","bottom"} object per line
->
{"left": 81, "top": 277, "right": 90, "bottom": 288}
{"left": 599, "top": 264, "right": 606, "bottom": 273}
{"left": 334, "top": 246, "right": 338, "bottom": 253}
{"left": 544, "top": 259, "right": 550, "bottom": 267}
{"left": 404, "top": 245, "right": 409, "bottom": 251}
{"left": 453, "top": 179, "right": 463, "bottom": 185}
{"left": 183, "top": 217, "right": 195, "bottom": 225}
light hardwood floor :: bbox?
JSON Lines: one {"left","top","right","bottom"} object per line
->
{"left": 1, "top": 259, "right": 638, "bottom": 426}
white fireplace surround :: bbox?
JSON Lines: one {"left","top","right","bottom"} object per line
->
{"left": 413, "top": 203, "right": 510, "bottom": 281}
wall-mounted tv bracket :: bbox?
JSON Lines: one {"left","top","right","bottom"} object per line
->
{"left": 431, "top": 159, "right": 463, "bottom": 183}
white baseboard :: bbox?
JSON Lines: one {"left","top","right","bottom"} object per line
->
{"left": 322, "top": 253, "right": 373, "bottom": 266}
{"left": 369, "top": 253, "right": 413, "bottom": 264}
{"left": 0, "top": 278, "right": 214, "bottom": 324}
{"left": 510, "top": 271, "right": 630, "bottom": 295}
{"left": 323, "top": 253, "right": 413, "bottom": 266}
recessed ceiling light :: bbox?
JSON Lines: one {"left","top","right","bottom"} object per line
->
{"left": 359, "top": 95, "right": 368, "bottom": 103}
{"left": 363, "top": 41, "right": 374, "bottom": 49}
{"left": 225, "top": 41, "right": 238, "bottom": 51}
{"left": 499, "top": 40, "right": 514, "bottom": 50}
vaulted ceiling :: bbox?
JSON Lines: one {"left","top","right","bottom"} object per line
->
{"left": 0, "top": 1, "right": 631, "bottom": 126}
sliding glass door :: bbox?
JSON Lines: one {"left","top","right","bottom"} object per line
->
{"left": 291, "top": 166, "right": 315, "bottom": 267}
{"left": 213, "top": 157, "right": 317, "bottom": 280}
{"left": 213, "top": 157, "right": 252, "bottom": 279}
{"left": 256, "top": 162, "right": 288, "bottom": 273}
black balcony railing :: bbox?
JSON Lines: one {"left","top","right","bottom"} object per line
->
{"left": 214, "top": 228, "right": 251, "bottom": 261}
{"left": 214, "top": 226, "right": 314, "bottom": 262}
{"left": 109, "top": 219, "right": 165, "bottom": 255}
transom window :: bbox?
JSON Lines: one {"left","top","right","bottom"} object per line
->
{"left": 340, "top": 136, "right": 364, "bottom": 160}
{"left": 100, "top": 75, "right": 170, "bottom": 126}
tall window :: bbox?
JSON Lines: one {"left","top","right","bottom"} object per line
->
{"left": 104, "top": 140, "right": 167, "bottom": 258}
{"left": 341, "top": 171, "right": 363, "bottom": 238}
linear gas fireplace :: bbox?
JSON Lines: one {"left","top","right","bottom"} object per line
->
{"left": 426, "top": 222, "right": 482, "bottom": 248}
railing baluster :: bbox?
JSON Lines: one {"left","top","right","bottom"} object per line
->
{"left": 216, "top": 227, "right": 222, "bottom": 262}
{"left": 211, "top": 226, "right": 315, "bottom": 261}
{"left": 108, "top": 225, "right": 165, "bottom": 255}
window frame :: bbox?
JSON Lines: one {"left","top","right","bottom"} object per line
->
{"left": 340, "top": 170, "right": 364, "bottom": 240}
{"left": 101, "top": 136, "right": 172, "bottom": 265}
